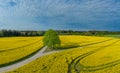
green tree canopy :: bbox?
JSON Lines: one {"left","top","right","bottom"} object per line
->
{"left": 43, "top": 29, "right": 61, "bottom": 49}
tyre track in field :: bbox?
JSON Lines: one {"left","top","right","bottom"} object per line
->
{"left": 75, "top": 40, "right": 120, "bottom": 72}
{"left": 0, "top": 40, "right": 41, "bottom": 53}
{"left": 68, "top": 39, "right": 120, "bottom": 73}
{"left": 79, "top": 38, "right": 112, "bottom": 47}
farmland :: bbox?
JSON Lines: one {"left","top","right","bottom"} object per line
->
{"left": 0, "top": 36, "right": 108, "bottom": 67}
{"left": 0, "top": 37, "right": 43, "bottom": 67}
{"left": 4, "top": 35, "right": 120, "bottom": 73}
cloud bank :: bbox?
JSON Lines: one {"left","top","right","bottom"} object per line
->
{"left": 0, "top": 0, "right": 120, "bottom": 31}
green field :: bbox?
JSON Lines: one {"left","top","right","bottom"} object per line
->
{"left": 105, "top": 35, "right": 120, "bottom": 38}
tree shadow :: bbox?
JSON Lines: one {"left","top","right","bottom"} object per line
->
{"left": 56, "top": 43, "right": 80, "bottom": 50}
{"left": 45, "top": 43, "right": 80, "bottom": 52}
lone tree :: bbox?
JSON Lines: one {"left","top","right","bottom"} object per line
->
{"left": 43, "top": 29, "right": 61, "bottom": 49}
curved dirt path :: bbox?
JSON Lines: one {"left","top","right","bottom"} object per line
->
{"left": 0, "top": 46, "right": 61, "bottom": 73}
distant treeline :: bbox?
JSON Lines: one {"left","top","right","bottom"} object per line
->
{"left": 0, "top": 30, "right": 44, "bottom": 37}
{"left": 57, "top": 30, "right": 120, "bottom": 36}
{"left": 0, "top": 29, "right": 120, "bottom": 37}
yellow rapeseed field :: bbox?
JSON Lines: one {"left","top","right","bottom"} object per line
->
{"left": 0, "top": 37, "right": 43, "bottom": 66}
{"left": 60, "top": 35, "right": 110, "bottom": 47}
{"left": 7, "top": 35, "right": 120, "bottom": 73}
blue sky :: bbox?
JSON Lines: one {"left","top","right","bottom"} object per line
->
{"left": 0, "top": 0, "right": 120, "bottom": 31}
